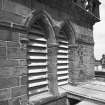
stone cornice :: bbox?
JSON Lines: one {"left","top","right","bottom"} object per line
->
{"left": 37, "top": 0, "right": 100, "bottom": 27}
{"left": 0, "top": 21, "right": 27, "bottom": 33}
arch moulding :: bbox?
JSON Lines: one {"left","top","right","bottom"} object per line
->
{"left": 24, "top": 9, "right": 57, "bottom": 47}
{"left": 61, "top": 19, "right": 77, "bottom": 46}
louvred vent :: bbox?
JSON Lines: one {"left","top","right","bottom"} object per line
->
{"left": 57, "top": 30, "right": 69, "bottom": 86}
{"left": 28, "top": 21, "right": 48, "bottom": 96}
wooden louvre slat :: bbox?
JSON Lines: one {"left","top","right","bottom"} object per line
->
{"left": 28, "top": 24, "right": 48, "bottom": 96}
{"left": 28, "top": 59, "right": 47, "bottom": 63}
{"left": 28, "top": 45, "right": 47, "bottom": 50}
{"left": 29, "top": 85, "right": 48, "bottom": 95}
{"left": 29, "top": 39, "right": 47, "bottom": 44}
{"left": 57, "top": 35, "right": 68, "bottom": 43}
{"left": 57, "top": 55, "right": 68, "bottom": 59}
{"left": 28, "top": 35, "right": 47, "bottom": 41}
{"left": 28, "top": 55, "right": 48, "bottom": 60}
{"left": 28, "top": 49, "right": 47, "bottom": 53}
{"left": 31, "top": 24, "right": 43, "bottom": 31}
{"left": 57, "top": 32, "right": 69, "bottom": 86}
{"left": 29, "top": 68, "right": 47, "bottom": 74}
{"left": 27, "top": 52, "right": 47, "bottom": 56}
{"left": 28, "top": 65, "right": 47, "bottom": 69}
{"left": 28, "top": 62, "right": 48, "bottom": 67}
{"left": 57, "top": 70, "right": 68, "bottom": 75}
{"left": 29, "top": 28, "right": 45, "bottom": 36}
{"left": 28, "top": 81, "right": 48, "bottom": 88}
{"left": 28, "top": 42, "right": 47, "bottom": 47}
{"left": 57, "top": 65, "right": 69, "bottom": 69}
{"left": 29, "top": 75, "right": 48, "bottom": 81}
{"left": 58, "top": 80, "right": 68, "bottom": 86}
{"left": 58, "top": 75, "right": 69, "bottom": 80}
{"left": 57, "top": 62, "right": 69, "bottom": 66}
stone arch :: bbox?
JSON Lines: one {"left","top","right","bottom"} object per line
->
{"left": 60, "top": 20, "right": 77, "bottom": 85}
{"left": 25, "top": 10, "right": 57, "bottom": 46}
{"left": 61, "top": 20, "right": 76, "bottom": 45}
{"left": 25, "top": 10, "right": 59, "bottom": 95}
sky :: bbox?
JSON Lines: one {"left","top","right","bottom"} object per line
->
{"left": 93, "top": 0, "right": 105, "bottom": 60}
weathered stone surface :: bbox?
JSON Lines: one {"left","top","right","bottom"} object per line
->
{"left": 0, "top": 67, "right": 27, "bottom": 77}
{"left": 0, "top": 58, "right": 18, "bottom": 67}
{"left": 48, "top": 45, "right": 58, "bottom": 95}
{"left": 16, "top": 67, "right": 27, "bottom": 76}
{"left": 11, "top": 86, "right": 27, "bottom": 98}
{"left": 9, "top": 95, "right": 28, "bottom": 105}
{"left": 21, "top": 75, "right": 27, "bottom": 85}
{"left": 18, "top": 59, "right": 27, "bottom": 66}
{"left": 7, "top": 47, "right": 26, "bottom": 59}
{"left": 7, "top": 47, "right": 19, "bottom": 58}
{"left": 0, "top": 100, "right": 9, "bottom": 105}
{"left": 0, "top": 41, "right": 6, "bottom": 47}
{"left": 12, "top": 32, "right": 19, "bottom": 42}
{"left": 3, "top": 0, "right": 31, "bottom": 17}
{"left": 0, "top": 1, "right": 2, "bottom": 10}
{"left": 0, "top": 30, "right": 11, "bottom": 41}
{"left": 69, "top": 50, "right": 74, "bottom": 61}
{"left": 19, "top": 33, "right": 27, "bottom": 38}
{"left": 56, "top": 98, "right": 67, "bottom": 105}
{"left": 72, "top": 23, "right": 93, "bottom": 37}
{"left": 0, "top": 10, "right": 24, "bottom": 24}
{"left": 0, "top": 88, "right": 10, "bottom": 101}
{"left": 0, "top": 77, "right": 19, "bottom": 89}
{"left": 7, "top": 41, "right": 20, "bottom": 48}
{"left": 70, "top": 43, "right": 95, "bottom": 84}
{"left": 0, "top": 47, "right": 6, "bottom": 57}
{"left": 45, "top": 98, "right": 67, "bottom": 105}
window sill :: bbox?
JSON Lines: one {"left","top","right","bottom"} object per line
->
{"left": 58, "top": 84, "right": 68, "bottom": 95}
{"left": 30, "top": 83, "right": 105, "bottom": 104}
{"left": 29, "top": 91, "right": 67, "bottom": 105}
{"left": 29, "top": 92, "right": 53, "bottom": 104}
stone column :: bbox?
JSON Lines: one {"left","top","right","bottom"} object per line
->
{"left": 48, "top": 43, "right": 59, "bottom": 95}
{"left": 68, "top": 44, "right": 79, "bottom": 85}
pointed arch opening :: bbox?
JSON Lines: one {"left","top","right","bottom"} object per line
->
{"left": 61, "top": 20, "right": 76, "bottom": 45}
{"left": 57, "top": 27, "right": 69, "bottom": 86}
{"left": 56, "top": 20, "right": 76, "bottom": 86}
{"left": 25, "top": 10, "right": 57, "bottom": 45}
{"left": 26, "top": 10, "right": 57, "bottom": 97}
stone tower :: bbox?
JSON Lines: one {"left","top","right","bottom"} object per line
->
{"left": 0, "top": 0, "right": 100, "bottom": 104}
